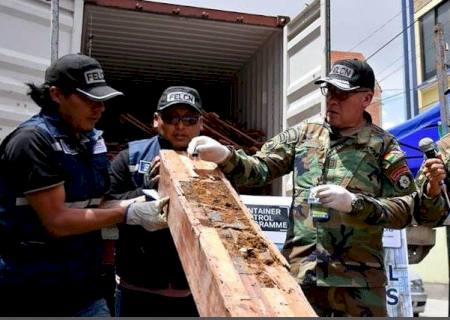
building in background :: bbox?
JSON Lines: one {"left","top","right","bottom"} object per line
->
{"left": 414, "top": 0, "right": 450, "bottom": 110}
{"left": 331, "top": 51, "right": 382, "bottom": 125}
{"left": 411, "top": 0, "right": 449, "bottom": 301}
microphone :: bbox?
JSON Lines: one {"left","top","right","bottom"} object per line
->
{"left": 418, "top": 137, "right": 439, "bottom": 159}
{"left": 418, "top": 137, "right": 450, "bottom": 206}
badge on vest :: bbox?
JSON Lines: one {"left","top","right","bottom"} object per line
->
{"left": 93, "top": 138, "right": 107, "bottom": 154}
{"left": 138, "top": 160, "right": 151, "bottom": 174}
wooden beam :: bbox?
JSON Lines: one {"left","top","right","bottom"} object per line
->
{"left": 158, "top": 150, "right": 316, "bottom": 317}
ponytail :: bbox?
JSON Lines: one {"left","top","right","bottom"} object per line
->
{"left": 26, "top": 83, "right": 72, "bottom": 111}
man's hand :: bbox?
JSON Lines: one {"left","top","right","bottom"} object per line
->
{"left": 187, "top": 136, "right": 231, "bottom": 164}
{"left": 423, "top": 156, "right": 447, "bottom": 198}
{"left": 311, "top": 184, "right": 356, "bottom": 213}
{"left": 125, "top": 197, "right": 169, "bottom": 232}
{"left": 143, "top": 156, "right": 160, "bottom": 189}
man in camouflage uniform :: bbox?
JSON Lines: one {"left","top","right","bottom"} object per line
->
{"left": 187, "top": 59, "right": 439, "bottom": 316}
{"left": 415, "top": 137, "right": 450, "bottom": 226}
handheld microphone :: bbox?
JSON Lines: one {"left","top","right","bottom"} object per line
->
{"left": 418, "top": 137, "right": 438, "bottom": 159}
{"left": 418, "top": 137, "right": 450, "bottom": 206}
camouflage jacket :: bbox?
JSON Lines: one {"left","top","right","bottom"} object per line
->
{"left": 415, "top": 133, "right": 450, "bottom": 227}
{"left": 221, "top": 115, "right": 417, "bottom": 287}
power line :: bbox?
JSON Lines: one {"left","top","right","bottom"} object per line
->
{"left": 384, "top": 87, "right": 425, "bottom": 92}
{"left": 376, "top": 19, "right": 450, "bottom": 84}
{"left": 378, "top": 65, "right": 404, "bottom": 83}
{"left": 382, "top": 92, "right": 406, "bottom": 102}
{"left": 347, "top": 10, "right": 403, "bottom": 52}
{"left": 367, "top": 92, "right": 405, "bottom": 108}
{"left": 371, "top": 19, "right": 450, "bottom": 88}
{"left": 377, "top": 55, "right": 404, "bottom": 76}
{"left": 366, "top": 15, "right": 450, "bottom": 62}
{"left": 366, "top": 17, "right": 418, "bottom": 61}
{"left": 374, "top": 56, "right": 410, "bottom": 86}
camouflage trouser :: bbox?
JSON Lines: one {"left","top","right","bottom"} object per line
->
{"left": 301, "top": 286, "right": 387, "bottom": 317}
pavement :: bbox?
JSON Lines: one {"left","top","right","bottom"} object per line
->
{"left": 420, "top": 283, "right": 448, "bottom": 317}
{"left": 421, "top": 298, "right": 448, "bottom": 317}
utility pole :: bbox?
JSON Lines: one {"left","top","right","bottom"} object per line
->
{"left": 324, "top": 0, "right": 331, "bottom": 74}
{"left": 434, "top": 22, "right": 450, "bottom": 318}
{"left": 434, "top": 23, "right": 449, "bottom": 135}
{"left": 408, "top": 0, "right": 419, "bottom": 116}
{"left": 402, "top": 0, "right": 412, "bottom": 119}
{"left": 50, "top": 0, "right": 60, "bottom": 63}
{"left": 402, "top": 0, "right": 419, "bottom": 119}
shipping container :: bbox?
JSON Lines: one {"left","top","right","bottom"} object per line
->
{"left": 0, "top": 2, "right": 417, "bottom": 316}
{"left": 0, "top": 0, "right": 327, "bottom": 195}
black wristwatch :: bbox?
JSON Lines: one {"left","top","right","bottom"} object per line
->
{"left": 350, "top": 195, "right": 365, "bottom": 215}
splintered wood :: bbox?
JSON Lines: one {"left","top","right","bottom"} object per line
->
{"left": 158, "top": 150, "right": 316, "bottom": 317}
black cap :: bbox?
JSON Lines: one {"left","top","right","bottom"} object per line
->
{"left": 45, "top": 54, "right": 123, "bottom": 101}
{"left": 315, "top": 59, "right": 375, "bottom": 91}
{"left": 157, "top": 86, "right": 202, "bottom": 113}
{"left": 445, "top": 88, "right": 450, "bottom": 95}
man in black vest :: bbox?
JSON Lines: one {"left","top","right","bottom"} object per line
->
{"left": 108, "top": 86, "right": 203, "bottom": 316}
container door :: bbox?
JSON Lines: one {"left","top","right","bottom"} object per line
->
{"left": 0, "top": 0, "right": 82, "bottom": 140}
{"left": 282, "top": 0, "right": 328, "bottom": 195}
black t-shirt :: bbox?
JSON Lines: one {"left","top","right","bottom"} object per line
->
{"left": 2, "top": 127, "right": 64, "bottom": 194}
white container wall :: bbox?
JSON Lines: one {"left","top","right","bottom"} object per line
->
{"left": 282, "top": 0, "right": 327, "bottom": 195}
{"left": 0, "top": 0, "right": 81, "bottom": 141}
{"left": 0, "top": 0, "right": 326, "bottom": 197}
{"left": 236, "top": 31, "right": 284, "bottom": 142}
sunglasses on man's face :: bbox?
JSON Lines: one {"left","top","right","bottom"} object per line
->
{"left": 160, "top": 113, "right": 200, "bottom": 126}
{"left": 320, "top": 86, "right": 370, "bottom": 101}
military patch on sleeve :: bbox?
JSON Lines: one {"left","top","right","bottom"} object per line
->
{"left": 389, "top": 164, "right": 409, "bottom": 181}
{"left": 383, "top": 150, "right": 406, "bottom": 164}
{"left": 398, "top": 175, "right": 411, "bottom": 189}
{"left": 388, "top": 162, "right": 412, "bottom": 189}
{"left": 277, "top": 128, "right": 299, "bottom": 145}
{"left": 263, "top": 127, "right": 299, "bottom": 151}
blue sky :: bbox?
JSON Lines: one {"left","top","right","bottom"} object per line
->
{"left": 150, "top": 0, "right": 408, "bottom": 129}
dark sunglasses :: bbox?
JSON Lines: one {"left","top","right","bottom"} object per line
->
{"left": 160, "top": 113, "right": 200, "bottom": 126}
{"left": 320, "top": 86, "right": 370, "bottom": 101}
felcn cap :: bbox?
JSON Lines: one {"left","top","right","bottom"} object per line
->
{"left": 45, "top": 54, "right": 123, "bottom": 101}
{"left": 157, "top": 86, "right": 203, "bottom": 113}
{"left": 315, "top": 59, "right": 375, "bottom": 91}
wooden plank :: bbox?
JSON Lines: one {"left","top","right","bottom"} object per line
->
{"left": 158, "top": 150, "right": 316, "bottom": 317}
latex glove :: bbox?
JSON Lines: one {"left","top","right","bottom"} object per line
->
{"left": 143, "top": 156, "right": 160, "bottom": 189}
{"left": 187, "top": 136, "right": 231, "bottom": 164}
{"left": 311, "top": 184, "right": 356, "bottom": 213}
{"left": 125, "top": 197, "right": 169, "bottom": 231}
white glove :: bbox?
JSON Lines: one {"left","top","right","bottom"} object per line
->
{"left": 125, "top": 197, "right": 169, "bottom": 231}
{"left": 187, "top": 136, "right": 231, "bottom": 164}
{"left": 311, "top": 184, "right": 356, "bottom": 213}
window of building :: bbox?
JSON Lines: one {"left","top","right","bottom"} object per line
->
{"left": 420, "top": 0, "right": 450, "bottom": 81}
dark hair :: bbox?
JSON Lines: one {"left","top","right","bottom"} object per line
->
{"left": 26, "top": 83, "right": 73, "bottom": 111}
